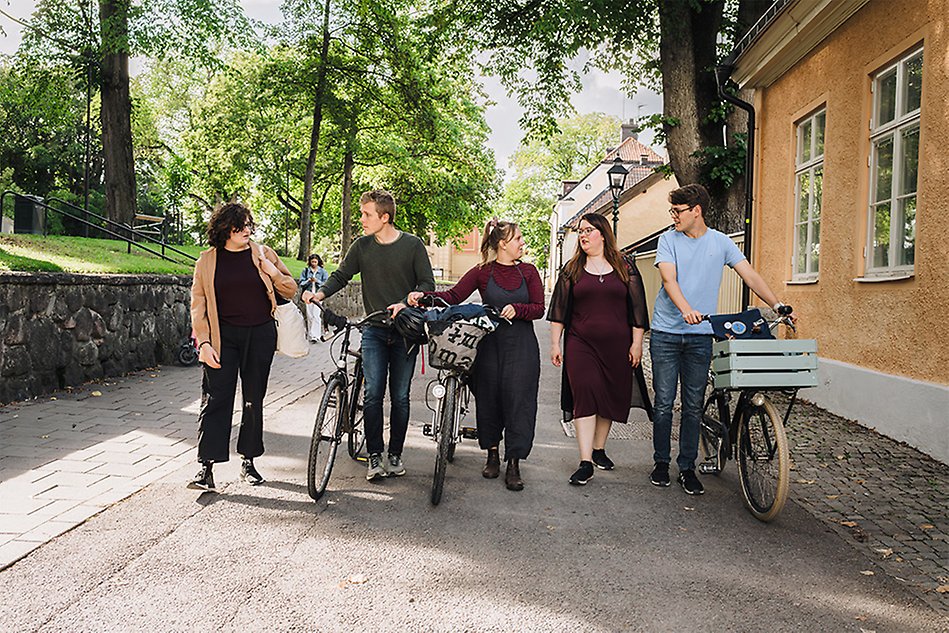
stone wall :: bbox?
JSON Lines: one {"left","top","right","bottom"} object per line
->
{"left": 0, "top": 272, "right": 192, "bottom": 403}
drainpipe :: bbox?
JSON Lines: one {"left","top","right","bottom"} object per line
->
{"left": 716, "top": 63, "right": 754, "bottom": 310}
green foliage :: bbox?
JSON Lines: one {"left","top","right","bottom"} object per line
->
{"left": 692, "top": 132, "right": 747, "bottom": 189}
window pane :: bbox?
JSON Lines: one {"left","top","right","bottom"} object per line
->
{"left": 874, "top": 136, "right": 894, "bottom": 202}
{"left": 903, "top": 52, "right": 923, "bottom": 114}
{"left": 814, "top": 112, "right": 825, "bottom": 158}
{"left": 876, "top": 68, "right": 897, "bottom": 125}
{"left": 809, "top": 220, "right": 820, "bottom": 274}
{"left": 900, "top": 196, "right": 916, "bottom": 266}
{"left": 795, "top": 223, "right": 808, "bottom": 274}
{"left": 872, "top": 203, "right": 891, "bottom": 268}
{"left": 901, "top": 126, "right": 919, "bottom": 195}
{"left": 813, "top": 168, "right": 823, "bottom": 218}
{"left": 797, "top": 172, "right": 810, "bottom": 222}
{"left": 800, "top": 120, "right": 812, "bottom": 163}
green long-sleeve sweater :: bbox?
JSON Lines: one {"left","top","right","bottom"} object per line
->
{"left": 319, "top": 232, "right": 435, "bottom": 321}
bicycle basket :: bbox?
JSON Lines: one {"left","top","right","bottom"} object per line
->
{"left": 427, "top": 315, "right": 497, "bottom": 373}
{"left": 711, "top": 338, "right": 819, "bottom": 389}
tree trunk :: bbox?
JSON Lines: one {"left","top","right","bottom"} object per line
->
{"left": 340, "top": 148, "right": 354, "bottom": 258}
{"left": 659, "top": 0, "right": 730, "bottom": 230}
{"left": 99, "top": 0, "right": 136, "bottom": 226}
{"left": 298, "top": 0, "right": 332, "bottom": 261}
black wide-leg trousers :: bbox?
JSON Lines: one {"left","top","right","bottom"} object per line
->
{"left": 196, "top": 320, "right": 277, "bottom": 463}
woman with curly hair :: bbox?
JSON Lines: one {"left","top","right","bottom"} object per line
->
{"left": 188, "top": 202, "right": 297, "bottom": 492}
{"left": 547, "top": 213, "right": 653, "bottom": 486}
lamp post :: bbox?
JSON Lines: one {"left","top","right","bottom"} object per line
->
{"left": 556, "top": 227, "right": 566, "bottom": 270}
{"left": 607, "top": 157, "right": 629, "bottom": 239}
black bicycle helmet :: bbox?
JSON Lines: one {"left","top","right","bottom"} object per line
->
{"left": 393, "top": 306, "right": 429, "bottom": 346}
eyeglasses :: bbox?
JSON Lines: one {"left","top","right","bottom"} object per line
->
{"left": 669, "top": 205, "right": 695, "bottom": 218}
{"left": 232, "top": 221, "right": 255, "bottom": 233}
{"left": 577, "top": 227, "right": 598, "bottom": 236}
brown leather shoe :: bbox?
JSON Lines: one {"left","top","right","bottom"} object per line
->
{"left": 505, "top": 459, "right": 524, "bottom": 491}
{"left": 482, "top": 448, "right": 500, "bottom": 479}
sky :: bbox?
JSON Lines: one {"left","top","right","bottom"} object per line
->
{"left": 0, "top": 0, "right": 663, "bottom": 176}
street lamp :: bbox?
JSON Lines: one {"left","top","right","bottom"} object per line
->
{"left": 556, "top": 227, "right": 566, "bottom": 270}
{"left": 607, "top": 157, "right": 629, "bottom": 238}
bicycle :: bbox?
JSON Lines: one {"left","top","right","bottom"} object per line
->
{"left": 415, "top": 296, "right": 500, "bottom": 505}
{"left": 697, "top": 305, "right": 818, "bottom": 522}
{"left": 305, "top": 304, "right": 387, "bottom": 501}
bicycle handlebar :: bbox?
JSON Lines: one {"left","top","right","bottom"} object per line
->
{"left": 307, "top": 299, "right": 390, "bottom": 333}
{"left": 701, "top": 305, "right": 796, "bottom": 333}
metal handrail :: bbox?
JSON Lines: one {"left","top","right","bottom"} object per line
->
{"left": 1, "top": 190, "right": 195, "bottom": 267}
{"left": 45, "top": 196, "right": 196, "bottom": 263}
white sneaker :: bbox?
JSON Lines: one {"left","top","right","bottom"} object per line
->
{"left": 386, "top": 453, "right": 406, "bottom": 477}
{"left": 366, "top": 453, "right": 387, "bottom": 481}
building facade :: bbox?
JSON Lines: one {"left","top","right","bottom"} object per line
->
{"left": 731, "top": 0, "right": 948, "bottom": 462}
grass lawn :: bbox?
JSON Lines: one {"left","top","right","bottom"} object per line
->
{"left": 0, "top": 235, "right": 303, "bottom": 275}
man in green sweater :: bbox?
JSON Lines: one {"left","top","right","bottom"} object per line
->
{"left": 303, "top": 190, "right": 435, "bottom": 481}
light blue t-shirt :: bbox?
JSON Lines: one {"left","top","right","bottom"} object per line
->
{"left": 652, "top": 228, "right": 746, "bottom": 335}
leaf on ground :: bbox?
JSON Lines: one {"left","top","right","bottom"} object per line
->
{"left": 91, "top": 391, "right": 102, "bottom": 397}
{"left": 854, "top": 615, "right": 867, "bottom": 621}
{"left": 873, "top": 547, "right": 893, "bottom": 558}
{"left": 840, "top": 520, "right": 858, "bottom": 527}
{"left": 859, "top": 570, "right": 875, "bottom": 576}
{"left": 935, "top": 585, "right": 949, "bottom": 594}
{"left": 920, "top": 524, "right": 934, "bottom": 530}
{"left": 826, "top": 495, "right": 839, "bottom": 500}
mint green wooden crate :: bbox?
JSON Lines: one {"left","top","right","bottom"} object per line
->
{"left": 711, "top": 339, "right": 818, "bottom": 389}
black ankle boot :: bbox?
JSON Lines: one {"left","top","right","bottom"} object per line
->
{"left": 188, "top": 462, "right": 215, "bottom": 492}
{"left": 482, "top": 448, "right": 500, "bottom": 479}
{"left": 505, "top": 459, "right": 524, "bottom": 491}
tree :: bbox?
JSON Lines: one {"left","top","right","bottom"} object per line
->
{"left": 497, "top": 113, "right": 622, "bottom": 271}
{"left": 458, "top": 0, "right": 771, "bottom": 232}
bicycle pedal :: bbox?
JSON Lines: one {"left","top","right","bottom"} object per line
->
{"left": 460, "top": 426, "right": 478, "bottom": 440}
{"left": 698, "top": 461, "right": 720, "bottom": 475}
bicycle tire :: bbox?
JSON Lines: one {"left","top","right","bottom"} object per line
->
{"left": 699, "top": 395, "right": 726, "bottom": 475}
{"left": 347, "top": 364, "right": 366, "bottom": 460}
{"left": 736, "top": 396, "right": 790, "bottom": 522}
{"left": 307, "top": 376, "right": 346, "bottom": 501}
{"left": 431, "top": 376, "right": 457, "bottom": 505}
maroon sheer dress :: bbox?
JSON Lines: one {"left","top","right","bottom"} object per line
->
{"left": 565, "top": 270, "right": 633, "bottom": 421}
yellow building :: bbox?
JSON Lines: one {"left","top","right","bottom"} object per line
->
{"left": 729, "top": 0, "right": 948, "bottom": 462}
{"left": 426, "top": 228, "right": 482, "bottom": 282}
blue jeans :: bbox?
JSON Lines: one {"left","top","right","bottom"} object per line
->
{"left": 361, "top": 325, "right": 418, "bottom": 456}
{"left": 650, "top": 330, "right": 713, "bottom": 472}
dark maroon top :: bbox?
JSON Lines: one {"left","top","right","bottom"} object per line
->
{"left": 214, "top": 248, "right": 272, "bottom": 327}
{"left": 428, "top": 262, "right": 545, "bottom": 320}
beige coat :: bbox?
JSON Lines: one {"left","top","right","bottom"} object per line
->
{"left": 190, "top": 241, "right": 297, "bottom": 356}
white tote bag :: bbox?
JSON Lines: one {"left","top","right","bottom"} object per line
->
{"left": 274, "top": 301, "right": 309, "bottom": 358}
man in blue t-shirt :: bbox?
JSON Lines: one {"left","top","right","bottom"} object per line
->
{"left": 650, "top": 184, "right": 792, "bottom": 496}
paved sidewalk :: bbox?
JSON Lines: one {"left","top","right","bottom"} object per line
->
{"left": 0, "top": 348, "right": 334, "bottom": 568}
{"left": 0, "top": 327, "right": 946, "bottom": 619}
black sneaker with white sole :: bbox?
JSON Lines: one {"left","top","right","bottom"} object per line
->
{"left": 569, "top": 461, "right": 594, "bottom": 486}
{"left": 591, "top": 449, "right": 615, "bottom": 471}
{"left": 240, "top": 458, "right": 265, "bottom": 485}
{"left": 187, "top": 462, "right": 216, "bottom": 492}
{"left": 650, "top": 462, "right": 671, "bottom": 487}
{"left": 678, "top": 469, "right": 705, "bottom": 495}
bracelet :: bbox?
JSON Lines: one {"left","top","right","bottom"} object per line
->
{"left": 199, "top": 341, "right": 211, "bottom": 349}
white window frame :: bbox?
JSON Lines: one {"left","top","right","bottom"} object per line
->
{"left": 866, "top": 47, "right": 922, "bottom": 275}
{"left": 792, "top": 109, "right": 825, "bottom": 280}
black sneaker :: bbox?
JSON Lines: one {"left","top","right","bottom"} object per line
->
{"left": 187, "top": 462, "right": 215, "bottom": 492}
{"left": 678, "top": 469, "right": 705, "bottom": 495}
{"left": 569, "top": 461, "right": 594, "bottom": 486}
{"left": 240, "top": 458, "right": 264, "bottom": 485}
{"left": 591, "top": 449, "right": 614, "bottom": 471}
{"left": 650, "top": 462, "right": 671, "bottom": 487}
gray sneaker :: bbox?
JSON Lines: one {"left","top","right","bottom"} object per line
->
{"left": 366, "top": 453, "right": 387, "bottom": 481}
{"left": 386, "top": 453, "right": 406, "bottom": 477}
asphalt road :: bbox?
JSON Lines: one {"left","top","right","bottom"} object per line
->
{"left": 0, "top": 322, "right": 944, "bottom": 632}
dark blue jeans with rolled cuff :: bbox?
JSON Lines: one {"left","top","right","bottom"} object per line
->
{"left": 360, "top": 325, "right": 419, "bottom": 457}
{"left": 649, "top": 329, "right": 713, "bottom": 472}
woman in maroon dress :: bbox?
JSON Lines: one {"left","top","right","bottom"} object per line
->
{"left": 547, "top": 213, "right": 652, "bottom": 485}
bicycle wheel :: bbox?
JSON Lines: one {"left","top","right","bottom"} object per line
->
{"left": 699, "top": 395, "right": 726, "bottom": 474}
{"left": 736, "top": 396, "right": 789, "bottom": 522}
{"left": 347, "top": 364, "right": 366, "bottom": 460}
{"left": 431, "top": 376, "right": 457, "bottom": 505}
{"left": 307, "top": 376, "right": 346, "bottom": 501}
